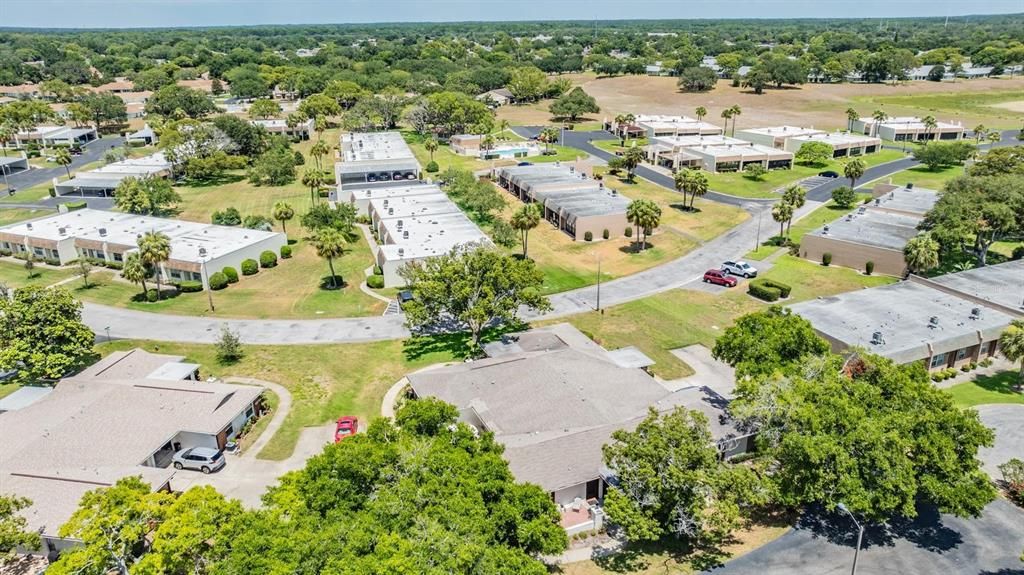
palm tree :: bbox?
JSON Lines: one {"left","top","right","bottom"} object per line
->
{"left": 728, "top": 105, "right": 742, "bottom": 137}
{"left": 539, "top": 127, "right": 560, "bottom": 153}
{"left": 481, "top": 134, "right": 496, "bottom": 154}
{"left": 54, "top": 147, "right": 73, "bottom": 179}
{"left": 509, "top": 203, "right": 541, "bottom": 258}
{"left": 903, "top": 233, "right": 940, "bottom": 275}
{"left": 137, "top": 230, "right": 171, "bottom": 300}
{"left": 720, "top": 109, "right": 734, "bottom": 135}
{"left": 301, "top": 169, "right": 325, "bottom": 204}
{"left": 771, "top": 201, "right": 793, "bottom": 238}
{"left": 626, "top": 198, "right": 661, "bottom": 251}
{"left": 622, "top": 146, "right": 645, "bottom": 182}
{"left": 973, "top": 124, "right": 987, "bottom": 145}
{"left": 998, "top": 319, "right": 1024, "bottom": 390}
{"left": 694, "top": 106, "right": 707, "bottom": 123}
{"left": 844, "top": 158, "right": 866, "bottom": 190}
{"left": 987, "top": 130, "right": 1001, "bottom": 147}
{"left": 846, "top": 108, "right": 860, "bottom": 132}
{"left": 0, "top": 123, "right": 13, "bottom": 157}
{"left": 870, "top": 110, "right": 888, "bottom": 137}
{"left": 273, "top": 201, "right": 295, "bottom": 235}
{"left": 424, "top": 136, "right": 439, "bottom": 161}
{"left": 313, "top": 227, "right": 346, "bottom": 289}
{"left": 781, "top": 185, "right": 806, "bottom": 234}
{"left": 921, "top": 115, "right": 937, "bottom": 143}
{"left": 309, "top": 139, "right": 331, "bottom": 171}
{"left": 497, "top": 119, "right": 510, "bottom": 137}
{"left": 121, "top": 252, "right": 148, "bottom": 299}
{"left": 674, "top": 168, "right": 709, "bottom": 210}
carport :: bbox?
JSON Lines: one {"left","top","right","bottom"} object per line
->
{"left": 54, "top": 174, "right": 128, "bottom": 197}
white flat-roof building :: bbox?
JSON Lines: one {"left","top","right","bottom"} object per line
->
{"left": 54, "top": 151, "right": 174, "bottom": 196}
{"left": 13, "top": 125, "right": 98, "bottom": 147}
{"left": 734, "top": 126, "right": 826, "bottom": 148}
{"left": 251, "top": 117, "right": 315, "bottom": 140}
{"left": 341, "top": 182, "right": 443, "bottom": 216}
{"left": 646, "top": 135, "right": 794, "bottom": 172}
{"left": 375, "top": 212, "right": 490, "bottom": 287}
{"left": 852, "top": 116, "right": 965, "bottom": 142}
{"left": 784, "top": 132, "right": 882, "bottom": 157}
{"left": 631, "top": 114, "right": 723, "bottom": 138}
{"left": 368, "top": 193, "right": 459, "bottom": 230}
{"left": 1, "top": 349, "right": 265, "bottom": 558}
{"left": 333, "top": 131, "right": 421, "bottom": 191}
{"left": 0, "top": 209, "right": 285, "bottom": 288}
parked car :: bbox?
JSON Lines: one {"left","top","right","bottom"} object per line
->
{"left": 171, "top": 447, "right": 225, "bottom": 474}
{"left": 517, "top": 161, "right": 533, "bottom": 166}
{"left": 721, "top": 260, "right": 758, "bottom": 278}
{"left": 818, "top": 170, "right": 840, "bottom": 178}
{"left": 335, "top": 416, "right": 359, "bottom": 442}
{"left": 702, "top": 269, "right": 738, "bottom": 287}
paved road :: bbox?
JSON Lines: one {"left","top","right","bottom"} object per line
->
{"left": 2, "top": 135, "right": 125, "bottom": 194}
{"left": 705, "top": 499, "right": 1024, "bottom": 575}
{"left": 977, "top": 403, "right": 1024, "bottom": 479}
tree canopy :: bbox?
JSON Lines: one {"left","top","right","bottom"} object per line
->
{"left": 712, "top": 306, "right": 830, "bottom": 381}
{"left": 548, "top": 87, "right": 600, "bottom": 121}
{"left": 0, "top": 286, "right": 95, "bottom": 385}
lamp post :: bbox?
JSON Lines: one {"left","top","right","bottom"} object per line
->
{"left": 754, "top": 209, "right": 763, "bottom": 250}
{"left": 837, "top": 503, "right": 864, "bottom": 575}
{"left": 199, "top": 247, "right": 214, "bottom": 312}
{"left": 595, "top": 253, "right": 602, "bottom": 312}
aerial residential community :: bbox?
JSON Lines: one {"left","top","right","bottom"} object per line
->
{"left": 1, "top": 4, "right": 1024, "bottom": 574}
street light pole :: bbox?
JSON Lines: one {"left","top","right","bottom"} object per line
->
{"left": 595, "top": 253, "right": 602, "bottom": 312}
{"left": 755, "top": 209, "right": 763, "bottom": 250}
{"left": 837, "top": 503, "right": 864, "bottom": 575}
{"left": 199, "top": 247, "right": 215, "bottom": 312}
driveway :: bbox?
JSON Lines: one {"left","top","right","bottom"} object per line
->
{"left": 3, "top": 135, "right": 125, "bottom": 194}
{"left": 663, "top": 344, "right": 737, "bottom": 396}
{"left": 976, "top": 403, "right": 1024, "bottom": 479}
{"left": 705, "top": 499, "right": 1024, "bottom": 575}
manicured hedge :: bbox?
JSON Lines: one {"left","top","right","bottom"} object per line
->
{"left": 241, "top": 259, "right": 258, "bottom": 275}
{"left": 64, "top": 201, "right": 87, "bottom": 211}
{"left": 222, "top": 266, "right": 239, "bottom": 283}
{"left": 367, "top": 275, "right": 385, "bottom": 289}
{"left": 178, "top": 280, "right": 203, "bottom": 293}
{"left": 425, "top": 160, "right": 439, "bottom": 173}
{"left": 146, "top": 289, "right": 159, "bottom": 302}
{"left": 260, "top": 250, "right": 278, "bottom": 268}
{"left": 280, "top": 245, "right": 292, "bottom": 259}
{"left": 584, "top": 231, "right": 593, "bottom": 241}
{"left": 602, "top": 229, "right": 610, "bottom": 240}
{"left": 748, "top": 278, "right": 792, "bottom": 302}
{"left": 209, "top": 271, "right": 228, "bottom": 290}
{"left": 822, "top": 252, "right": 832, "bottom": 266}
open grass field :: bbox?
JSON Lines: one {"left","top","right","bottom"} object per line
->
{"left": 578, "top": 75, "right": 1024, "bottom": 132}
{"left": 857, "top": 89, "right": 1024, "bottom": 130}
{"left": 868, "top": 164, "right": 963, "bottom": 190}
{"left": 0, "top": 259, "right": 80, "bottom": 288}
{"left": 0, "top": 206, "right": 53, "bottom": 226}
{"left": 561, "top": 254, "right": 895, "bottom": 380}
{"left": 95, "top": 337, "right": 459, "bottom": 461}
{"left": 490, "top": 170, "right": 747, "bottom": 294}
{"left": 947, "top": 371, "right": 1024, "bottom": 408}
{"left": 706, "top": 149, "right": 906, "bottom": 199}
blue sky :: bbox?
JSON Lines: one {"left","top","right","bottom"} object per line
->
{"left": 1, "top": 0, "right": 1022, "bottom": 29}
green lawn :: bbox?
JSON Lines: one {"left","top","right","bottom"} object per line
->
{"left": 744, "top": 245, "right": 782, "bottom": 261}
{"left": 0, "top": 181, "right": 53, "bottom": 204}
{"left": 593, "top": 137, "right": 649, "bottom": 154}
{"left": 0, "top": 260, "right": 80, "bottom": 288}
{"left": 946, "top": 371, "right": 1024, "bottom": 407}
{"left": 0, "top": 207, "right": 54, "bottom": 226}
{"left": 857, "top": 90, "right": 1024, "bottom": 130}
{"left": 707, "top": 149, "right": 907, "bottom": 199}
{"left": 870, "top": 164, "right": 963, "bottom": 190}
{"left": 560, "top": 255, "right": 895, "bottom": 380}
{"left": 96, "top": 338, "right": 459, "bottom": 461}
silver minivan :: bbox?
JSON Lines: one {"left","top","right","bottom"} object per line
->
{"left": 171, "top": 447, "right": 226, "bottom": 474}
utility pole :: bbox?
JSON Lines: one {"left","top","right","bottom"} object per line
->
{"left": 755, "top": 209, "right": 762, "bottom": 250}
{"left": 199, "top": 247, "right": 215, "bottom": 312}
{"left": 595, "top": 253, "right": 602, "bottom": 312}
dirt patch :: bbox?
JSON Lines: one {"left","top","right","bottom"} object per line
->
{"left": 992, "top": 100, "right": 1024, "bottom": 113}
{"left": 579, "top": 76, "right": 1024, "bottom": 131}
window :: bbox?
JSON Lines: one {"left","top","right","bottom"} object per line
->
{"left": 33, "top": 247, "right": 44, "bottom": 256}
{"left": 169, "top": 270, "right": 181, "bottom": 279}
{"left": 112, "top": 252, "right": 123, "bottom": 262}
{"left": 956, "top": 348, "right": 969, "bottom": 361}
{"left": 929, "top": 353, "right": 948, "bottom": 368}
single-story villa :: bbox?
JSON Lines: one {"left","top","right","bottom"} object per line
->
{"left": 251, "top": 117, "right": 315, "bottom": 140}
{"left": 12, "top": 125, "right": 98, "bottom": 147}
{"left": 476, "top": 88, "right": 515, "bottom": 107}
{"left": 734, "top": 126, "right": 826, "bottom": 148}
{"left": 852, "top": 116, "right": 965, "bottom": 141}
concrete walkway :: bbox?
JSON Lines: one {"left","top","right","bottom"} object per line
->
{"left": 223, "top": 376, "right": 292, "bottom": 458}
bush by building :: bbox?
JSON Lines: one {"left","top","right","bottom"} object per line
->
{"left": 222, "top": 266, "right": 239, "bottom": 283}
{"left": 260, "top": 250, "right": 278, "bottom": 268}
{"left": 209, "top": 271, "right": 229, "bottom": 290}
{"left": 241, "top": 259, "right": 259, "bottom": 275}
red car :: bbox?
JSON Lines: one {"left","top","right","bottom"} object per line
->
{"left": 703, "top": 269, "right": 738, "bottom": 287}
{"left": 334, "top": 416, "right": 359, "bottom": 442}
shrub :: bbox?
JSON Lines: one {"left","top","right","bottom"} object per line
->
{"left": 280, "top": 245, "right": 292, "bottom": 259}
{"left": 241, "top": 259, "right": 259, "bottom": 275}
{"left": 748, "top": 279, "right": 782, "bottom": 302}
{"left": 367, "top": 275, "right": 385, "bottom": 289}
{"left": 293, "top": 151, "right": 305, "bottom": 166}
{"left": 865, "top": 261, "right": 874, "bottom": 275}
{"left": 208, "top": 271, "right": 229, "bottom": 290}
{"left": 259, "top": 250, "right": 278, "bottom": 268}
{"left": 373, "top": 265, "right": 383, "bottom": 276}
{"left": 1012, "top": 246, "right": 1024, "bottom": 261}
{"left": 831, "top": 186, "right": 857, "bottom": 209}
{"left": 981, "top": 358, "right": 994, "bottom": 368}
{"left": 822, "top": 252, "right": 832, "bottom": 266}
{"left": 64, "top": 201, "right": 86, "bottom": 211}
{"left": 787, "top": 242, "right": 801, "bottom": 257}
{"left": 146, "top": 288, "right": 159, "bottom": 302}
{"left": 48, "top": 187, "right": 56, "bottom": 197}
{"left": 178, "top": 280, "right": 203, "bottom": 293}
{"left": 584, "top": 231, "right": 593, "bottom": 241}
{"left": 625, "top": 227, "right": 633, "bottom": 238}
{"left": 961, "top": 364, "right": 972, "bottom": 372}
{"left": 222, "top": 266, "right": 239, "bottom": 283}
{"left": 1000, "top": 459, "right": 1024, "bottom": 506}
{"left": 931, "top": 372, "right": 943, "bottom": 382}
{"left": 425, "top": 160, "right": 439, "bottom": 173}
{"left": 602, "top": 229, "right": 610, "bottom": 240}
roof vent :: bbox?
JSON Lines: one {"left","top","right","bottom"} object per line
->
{"left": 383, "top": 199, "right": 388, "bottom": 207}
{"left": 25, "top": 222, "right": 32, "bottom": 230}
{"left": 875, "top": 198, "right": 881, "bottom": 205}
{"left": 388, "top": 207, "right": 394, "bottom": 215}
{"left": 929, "top": 316, "right": 940, "bottom": 328}
{"left": 99, "top": 227, "right": 107, "bottom": 237}
{"left": 970, "top": 307, "right": 982, "bottom": 319}
{"left": 906, "top": 182, "right": 914, "bottom": 189}
{"left": 58, "top": 227, "right": 66, "bottom": 235}
{"left": 871, "top": 331, "right": 885, "bottom": 345}
{"left": 822, "top": 225, "right": 829, "bottom": 235}
{"left": 398, "top": 247, "right": 404, "bottom": 256}
{"left": 397, "top": 219, "right": 403, "bottom": 230}
{"left": 403, "top": 230, "right": 409, "bottom": 239}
